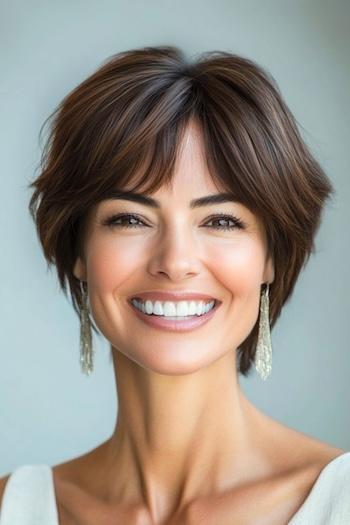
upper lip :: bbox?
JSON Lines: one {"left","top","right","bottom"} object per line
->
{"left": 129, "top": 291, "right": 220, "bottom": 303}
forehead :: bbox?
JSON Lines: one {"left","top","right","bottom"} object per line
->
{"left": 126, "top": 118, "right": 223, "bottom": 199}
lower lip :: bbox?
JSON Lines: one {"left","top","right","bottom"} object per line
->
{"left": 128, "top": 300, "right": 221, "bottom": 332}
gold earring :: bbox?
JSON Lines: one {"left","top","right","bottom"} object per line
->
{"left": 254, "top": 283, "right": 272, "bottom": 381}
{"left": 79, "top": 280, "right": 94, "bottom": 376}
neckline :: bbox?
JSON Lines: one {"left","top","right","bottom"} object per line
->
{"left": 288, "top": 450, "right": 350, "bottom": 522}
{"left": 48, "top": 452, "right": 350, "bottom": 524}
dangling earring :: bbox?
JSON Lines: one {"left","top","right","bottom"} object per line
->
{"left": 79, "top": 280, "right": 94, "bottom": 376}
{"left": 254, "top": 282, "right": 272, "bottom": 381}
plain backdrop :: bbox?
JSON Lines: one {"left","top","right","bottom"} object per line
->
{"left": 1, "top": 0, "right": 349, "bottom": 475}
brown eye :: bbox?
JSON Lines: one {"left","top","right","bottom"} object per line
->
{"left": 204, "top": 214, "right": 245, "bottom": 231}
{"left": 102, "top": 214, "right": 147, "bottom": 229}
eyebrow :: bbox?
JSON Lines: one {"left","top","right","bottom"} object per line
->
{"left": 103, "top": 191, "right": 239, "bottom": 209}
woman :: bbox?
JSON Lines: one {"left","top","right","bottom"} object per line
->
{"left": 1, "top": 45, "right": 349, "bottom": 524}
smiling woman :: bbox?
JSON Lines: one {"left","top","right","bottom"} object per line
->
{"left": 1, "top": 45, "right": 349, "bottom": 525}
{"left": 28, "top": 46, "right": 333, "bottom": 378}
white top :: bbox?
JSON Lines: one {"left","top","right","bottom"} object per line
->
{"left": 0, "top": 464, "right": 59, "bottom": 525}
{"left": 1, "top": 452, "right": 350, "bottom": 524}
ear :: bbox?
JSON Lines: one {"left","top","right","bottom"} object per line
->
{"left": 73, "top": 256, "right": 87, "bottom": 282}
{"left": 263, "top": 255, "right": 275, "bottom": 285}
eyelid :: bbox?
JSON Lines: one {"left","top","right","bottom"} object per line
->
{"left": 205, "top": 212, "right": 245, "bottom": 224}
{"left": 101, "top": 208, "right": 245, "bottom": 221}
{"left": 101, "top": 211, "right": 247, "bottom": 230}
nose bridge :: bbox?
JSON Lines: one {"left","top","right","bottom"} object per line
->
{"left": 148, "top": 216, "right": 201, "bottom": 278}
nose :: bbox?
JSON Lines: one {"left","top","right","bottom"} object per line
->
{"left": 146, "top": 224, "right": 202, "bottom": 281}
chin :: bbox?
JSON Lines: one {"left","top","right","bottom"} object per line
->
{"left": 125, "top": 348, "right": 219, "bottom": 376}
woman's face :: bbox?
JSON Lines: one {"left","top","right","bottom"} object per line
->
{"left": 74, "top": 121, "right": 274, "bottom": 374}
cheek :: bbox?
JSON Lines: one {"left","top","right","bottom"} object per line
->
{"left": 208, "top": 238, "right": 266, "bottom": 346}
{"left": 209, "top": 238, "right": 265, "bottom": 297}
{"left": 85, "top": 235, "right": 139, "bottom": 292}
{"left": 83, "top": 235, "right": 141, "bottom": 339}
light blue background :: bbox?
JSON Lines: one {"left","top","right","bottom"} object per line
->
{"left": 1, "top": 0, "right": 349, "bottom": 475}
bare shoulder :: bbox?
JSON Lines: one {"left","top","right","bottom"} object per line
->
{"left": 0, "top": 474, "right": 11, "bottom": 507}
{"left": 310, "top": 441, "right": 347, "bottom": 466}
{"left": 188, "top": 435, "right": 347, "bottom": 525}
{"left": 288, "top": 434, "right": 347, "bottom": 488}
{"left": 233, "top": 411, "right": 348, "bottom": 522}
{"left": 256, "top": 404, "right": 347, "bottom": 472}
{"left": 279, "top": 424, "right": 346, "bottom": 470}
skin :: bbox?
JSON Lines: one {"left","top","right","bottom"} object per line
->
{"left": 0, "top": 119, "right": 345, "bottom": 524}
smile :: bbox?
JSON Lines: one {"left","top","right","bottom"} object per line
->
{"left": 128, "top": 298, "right": 221, "bottom": 332}
{"left": 131, "top": 298, "right": 216, "bottom": 317}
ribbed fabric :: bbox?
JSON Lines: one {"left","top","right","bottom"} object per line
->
{"left": 1, "top": 452, "right": 350, "bottom": 524}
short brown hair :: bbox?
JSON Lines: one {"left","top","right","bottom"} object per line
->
{"left": 28, "top": 45, "right": 334, "bottom": 376}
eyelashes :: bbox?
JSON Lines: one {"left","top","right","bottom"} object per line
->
{"left": 102, "top": 212, "right": 246, "bottom": 231}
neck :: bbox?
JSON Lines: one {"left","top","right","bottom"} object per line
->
{"left": 91, "top": 347, "right": 267, "bottom": 521}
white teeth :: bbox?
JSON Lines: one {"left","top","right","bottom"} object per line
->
{"left": 145, "top": 300, "right": 153, "bottom": 315}
{"left": 153, "top": 301, "right": 163, "bottom": 315}
{"left": 131, "top": 299, "right": 216, "bottom": 317}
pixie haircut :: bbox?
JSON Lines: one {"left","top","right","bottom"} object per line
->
{"left": 28, "top": 45, "right": 334, "bottom": 377}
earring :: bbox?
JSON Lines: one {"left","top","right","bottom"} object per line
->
{"left": 79, "top": 280, "right": 94, "bottom": 376}
{"left": 254, "top": 283, "right": 272, "bottom": 381}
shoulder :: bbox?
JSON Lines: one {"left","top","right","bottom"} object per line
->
{"left": 297, "top": 440, "right": 347, "bottom": 472}
{"left": 280, "top": 430, "right": 348, "bottom": 484}
{"left": 298, "top": 443, "right": 350, "bottom": 497}
{"left": 282, "top": 435, "right": 350, "bottom": 516}
{"left": 261, "top": 410, "right": 347, "bottom": 472}
{"left": 288, "top": 448, "right": 350, "bottom": 523}
{"left": 313, "top": 446, "right": 350, "bottom": 484}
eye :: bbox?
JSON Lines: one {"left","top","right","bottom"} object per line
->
{"left": 102, "top": 213, "right": 147, "bottom": 229}
{"left": 102, "top": 213, "right": 245, "bottom": 231}
{"left": 203, "top": 213, "right": 245, "bottom": 231}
